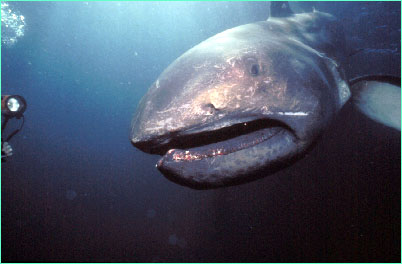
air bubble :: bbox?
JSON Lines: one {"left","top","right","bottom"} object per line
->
{"left": 1, "top": 2, "right": 26, "bottom": 47}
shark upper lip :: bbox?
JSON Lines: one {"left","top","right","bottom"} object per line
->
{"left": 160, "top": 126, "right": 285, "bottom": 164}
{"left": 132, "top": 118, "right": 295, "bottom": 157}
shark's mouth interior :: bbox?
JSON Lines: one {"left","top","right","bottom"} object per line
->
{"left": 155, "top": 118, "right": 294, "bottom": 163}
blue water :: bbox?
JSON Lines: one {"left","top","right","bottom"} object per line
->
{"left": 1, "top": 1, "right": 400, "bottom": 262}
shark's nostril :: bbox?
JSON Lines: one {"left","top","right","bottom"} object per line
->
{"left": 205, "top": 103, "right": 217, "bottom": 109}
{"left": 204, "top": 103, "right": 219, "bottom": 114}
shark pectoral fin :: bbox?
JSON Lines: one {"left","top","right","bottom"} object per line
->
{"left": 350, "top": 75, "right": 401, "bottom": 131}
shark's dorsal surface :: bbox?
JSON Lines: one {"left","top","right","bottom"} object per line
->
{"left": 130, "top": 4, "right": 400, "bottom": 189}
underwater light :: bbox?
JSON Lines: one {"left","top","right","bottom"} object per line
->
{"left": 1, "top": 95, "right": 27, "bottom": 118}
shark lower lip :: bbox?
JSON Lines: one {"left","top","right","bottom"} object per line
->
{"left": 157, "top": 126, "right": 285, "bottom": 166}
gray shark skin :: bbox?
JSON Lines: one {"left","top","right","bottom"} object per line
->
{"left": 130, "top": 11, "right": 354, "bottom": 189}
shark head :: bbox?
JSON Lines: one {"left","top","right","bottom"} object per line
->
{"left": 130, "top": 11, "right": 350, "bottom": 189}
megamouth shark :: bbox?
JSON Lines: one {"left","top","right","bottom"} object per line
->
{"left": 130, "top": 2, "right": 400, "bottom": 189}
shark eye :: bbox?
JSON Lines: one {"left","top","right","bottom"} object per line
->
{"left": 244, "top": 57, "right": 260, "bottom": 76}
{"left": 250, "top": 64, "right": 259, "bottom": 76}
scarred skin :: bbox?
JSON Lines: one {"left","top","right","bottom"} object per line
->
{"left": 130, "top": 11, "right": 351, "bottom": 189}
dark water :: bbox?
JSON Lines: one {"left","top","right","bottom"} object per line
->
{"left": 1, "top": 1, "right": 400, "bottom": 262}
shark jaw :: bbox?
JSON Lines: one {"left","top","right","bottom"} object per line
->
{"left": 151, "top": 118, "right": 302, "bottom": 189}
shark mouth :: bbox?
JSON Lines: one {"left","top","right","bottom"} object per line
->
{"left": 131, "top": 117, "right": 301, "bottom": 188}
{"left": 155, "top": 118, "right": 295, "bottom": 167}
